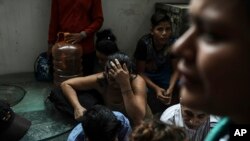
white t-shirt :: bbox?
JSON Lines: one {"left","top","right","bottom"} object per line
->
{"left": 160, "top": 104, "right": 219, "bottom": 141}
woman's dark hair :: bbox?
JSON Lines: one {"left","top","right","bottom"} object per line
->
{"left": 151, "top": 12, "right": 171, "bottom": 27}
{"left": 82, "top": 105, "right": 122, "bottom": 141}
{"left": 96, "top": 29, "right": 119, "bottom": 56}
{"left": 104, "top": 52, "right": 136, "bottom": 74}
{"left": 96, "top": 29, "right": 117, "bottom": 43}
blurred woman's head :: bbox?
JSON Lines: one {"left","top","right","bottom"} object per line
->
{"left": 172, "top": 0, "right": 250, "bottom": 123}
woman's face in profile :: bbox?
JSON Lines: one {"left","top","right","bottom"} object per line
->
{"left": 173, "top": 0, "right": 250, "bottom": 116}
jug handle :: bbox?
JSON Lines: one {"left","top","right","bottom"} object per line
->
{"left": 56, "top": 32, "right": 70, "bottom": 42}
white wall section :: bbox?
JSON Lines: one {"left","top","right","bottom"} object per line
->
{"left": 0, "top": 0, "right": 188, "bottom": 75}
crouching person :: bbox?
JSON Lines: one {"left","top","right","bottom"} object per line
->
{"left": 67, "top": 105, "right": 131, "bottom": 141}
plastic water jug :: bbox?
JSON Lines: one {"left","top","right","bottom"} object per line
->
{"left": 52, "top": 32, "right": 83, "bottom": 86}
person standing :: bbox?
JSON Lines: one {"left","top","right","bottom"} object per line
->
{"left": 48, "top": 0, "right": 104, "bottom": 76}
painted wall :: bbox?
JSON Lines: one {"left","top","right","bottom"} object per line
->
{"left": 0, "top": 0, "right": 188, "bottom": 75}
{"left": 0, "top": 0, "right": 51, "bottom": 75}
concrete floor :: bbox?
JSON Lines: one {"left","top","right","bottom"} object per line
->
{"left": 0, "top": 72, "right": 76, "bottom": 141}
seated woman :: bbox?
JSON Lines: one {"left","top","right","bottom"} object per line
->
{"left": 61, "top": 52, "right": 152, "bottom": 126}
{"left": 133, "top": 12, "right": 179, "bottom": 114}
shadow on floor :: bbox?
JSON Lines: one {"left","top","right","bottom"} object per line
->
{"left": 0, "top": 72, "right": 76, "bottom": 141}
